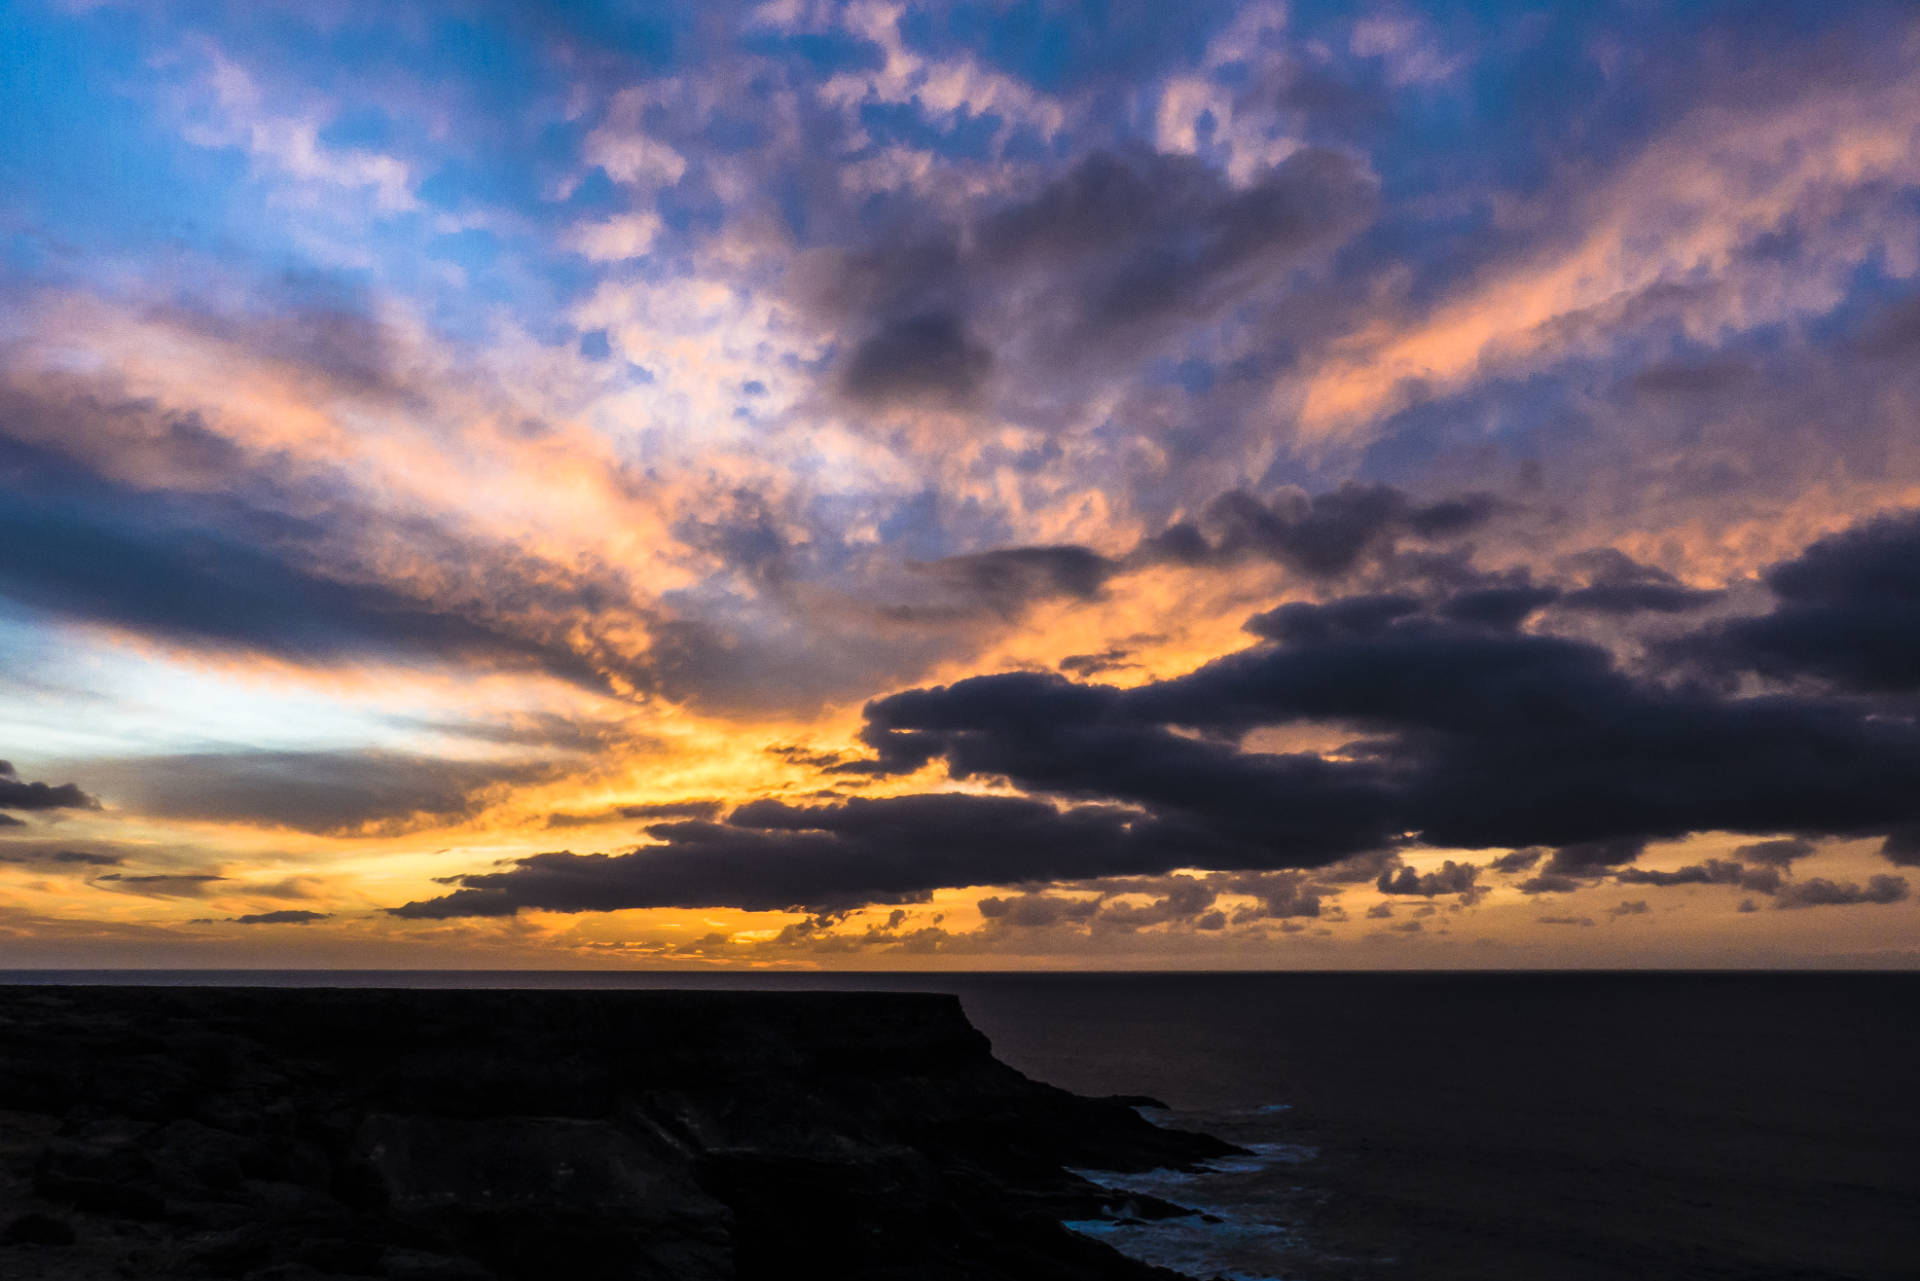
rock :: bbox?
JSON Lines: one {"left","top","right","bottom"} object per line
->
{"left": 376, "top": 1246, "right": 494, "bottom": 1281}
{"left": 34, "top": 1174, "right": 166, "bottom": 1220}
{"left": 4, "top": 1211, "right": 75, "bottom": 1245}
{"left": 0, "top": 987, "right": 1239, "bottom": 1280}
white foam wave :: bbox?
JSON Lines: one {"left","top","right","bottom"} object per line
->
{"left": 1065, "top": 1139, "right": 1321, "bottom": 1279}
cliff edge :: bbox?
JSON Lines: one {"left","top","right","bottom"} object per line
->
{"left": 0, "top": 986, "right": 1238, "bottom": 1280}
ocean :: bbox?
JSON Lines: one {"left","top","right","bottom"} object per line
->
{"left": 9, "top": 970, "right": 1915, "bottom": 1281}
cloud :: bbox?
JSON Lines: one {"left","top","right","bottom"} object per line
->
{"left": 914, "top": 545, "right": 1117, "bottom": 616}
{"left": 82, "top": 750, "right": 557, "bottom": 835}
{"left": 966, "top": 869, "right": 1320, "bottom": 935}
{"left": 393, "top": 793, "right": 1205, "bottom": 916}
{"left": 1733, "top": 838, "right": 1815, "bottom": 867}
{"left": 976, "top": 892, "right": 1100, "bottom": 928}
{"left": 92, "top": 873, "right": 227, "bottom": 898}
{"left": 1539, "top": 839, "right": 1648, "bottom": 877}
{"left": 1375, "top": 859, "right": 1480, "bottom": 897}
{"left": 1291, "top": 20, "right": 1920, "bottom": 446}
{"left": 399, "top": 509, "right": 1920, "bottom": 917}
{"left": 1434, "top": 584, "right": 1561, "bottom": 631}
{"left": 1686, "top": 510, "right": 1920, "bottom": 692}
{"left": 1615, "top": 859, "right": 1781, "bottom": 894}
{"left": 1553, "top": 549, "right": 1721, "bottom": 617}
{"left": 1149, "top": 485, "right": 1495, "bottom": 580}
{"left": 1880, "top": 829, "right": 1920, "bottom": 868}
{"left": 840, "top": 312, "right": 993, "bottom": 408}
{"left": 1059, "top": 647, "right": 1139, "bottom": 678}
{"left": 0, "top": 430, "right": 605, "bottom": 686}
{"left": 806, "top": 143, "right": 1375, "bottom": 418}
{"left": 939, "top": 611, "right": 1918, "bottom": 856}
{"left": 228, "top": 909, "right": 330, "bottom": 925}
{"left": 545, "top": 800, "right": 726, "bottom": 828}
{"left": 886, "top": 481, "right": 1497, "bottom": 624}
{"left": 0, "top": 760, "right": 97, "bottom": 813}
{"left": 1489, "top": 848, "right": 1544, "bottom": 874}
{"left": 11, "top": 1, "right": 1920, "bottom": 965}
{"left": 1559, "top": 583, "right": 1722, "bottom": 616}
{"left": 567, "top": 212, "right": 664, "bottom": 262}
{"left": 1773, "top": 875, "right": 1909, "bottom": 909}
{"left": 0, "top": 845, "right": 124, "bottom": 868}
{"left": 1222, "top": 870, "right": 1327, "bottom": 921}
{"left": 1349, "top": 12, "right": 1464, "bottom": 88}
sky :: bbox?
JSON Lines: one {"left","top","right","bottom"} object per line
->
{"left": 3, "top": 0, "right": 1919, "bottom": 970}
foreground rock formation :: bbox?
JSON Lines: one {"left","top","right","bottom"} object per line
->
{"left": 0, "top": 986, "right": 1237, "bottom": 1280}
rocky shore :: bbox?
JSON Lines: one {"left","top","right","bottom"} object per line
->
{"left": 0, "top": 986, "right": 1238, "bottom": 1280}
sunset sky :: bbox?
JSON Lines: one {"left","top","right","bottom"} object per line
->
{"left": 4, "top": 0, "right": 1919, "bottom": 969}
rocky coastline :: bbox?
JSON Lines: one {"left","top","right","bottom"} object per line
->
{"left": 0, "top": 986, "right": 1239, "bottom": 1280}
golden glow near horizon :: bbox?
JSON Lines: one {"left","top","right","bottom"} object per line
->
{"left": 2, "top": 1, "right": 1918, "bottom": 969}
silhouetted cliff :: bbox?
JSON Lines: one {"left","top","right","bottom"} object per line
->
{"left": 0, "top": 986, "right": 1238, "bottom": 1280}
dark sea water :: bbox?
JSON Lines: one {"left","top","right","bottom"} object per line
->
{"left": 10, "top": 970, "right": 1916, "bottom": 1281}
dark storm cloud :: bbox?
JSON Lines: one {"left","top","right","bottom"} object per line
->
{"left": 1541, "top": 839, "right": 1648, "bottom": 877}
{"left": 1091, "top": 874, "right": 1220, "bottom": 930}
{"left": 1688, "top": 510, "right": 1920, "bottom": 692}
{"left": 1124, "top": 606, "right": 1920, "bottom": 851}
{"left": 1307, "top": 848, "right": 1400, "bottom": 885}
{"left": 1247, "top": 593, "right": 1420, "bottom": 645}
{"left": 1773, "top": 875, "right": 1909, "bottom": 909}
{"left": 228, "top": 909, "right": 330, "bottom": 925}
{"left": 1436, "top": 584, "right": 1561, "bottom": 631}
{"left": 1615, "top": 859, "right": 1780, "bottom": 894}
{"left": 1734, "top": 837, "right": 1816, "bottom": 867}
{"left": 0, "top": 760, "right": 97, "bottom": 813}
{"left": 1375, "top": 860, "right": 1480, "bottom": 897}
{"left": 854, "top": 671, "right": 1406, "bottom": 862}
{"left": 859, "top": 583, "right": 1920, "bottom": 851}
{"left": 84, "top": 751, "right": 557, "bottom": 835}
{"left": 391, "top": 793, "right": 1229, "bottom": 916}
{"left": 1517, "top": 872, "right": 1585, "bottom": 895}
{"left": 1221, "top": 870, "right": 1327, "bottom": 920}
{"left": 1880, "top": 829, "right": 1920, "bottom": 867}
{"left": 1489, "top": 848, "right": 1544, "bottom": 875}
{"left": 398, "top": 510, "right": 1920, "bottom": 917}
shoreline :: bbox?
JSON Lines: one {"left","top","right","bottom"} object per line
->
{"left": 0, "top": 985, "right": 1238, "bottom": 1281}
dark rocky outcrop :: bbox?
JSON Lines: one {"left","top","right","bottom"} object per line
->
{"left": 0, "top": 986, "right": 1237, "bottom": 1280}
